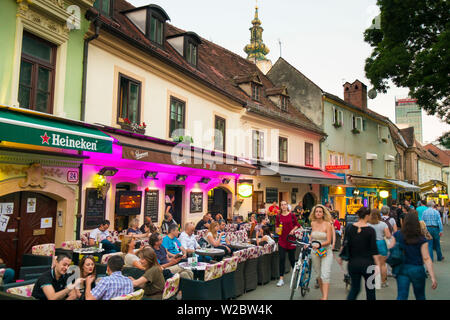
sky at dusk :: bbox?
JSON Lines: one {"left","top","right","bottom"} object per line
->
{"left": 128, "top": 0, "right": 449, "bottom": 144}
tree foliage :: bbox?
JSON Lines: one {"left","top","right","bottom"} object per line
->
{"left": 364, "top": 0, "right": 450, "bottom": 123}
{"left": 438, "top": 131, "right": 450, "bottom": 149}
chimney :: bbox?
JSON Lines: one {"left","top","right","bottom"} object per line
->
{"left": 343, "top": 80, "right": 367, "bottom": 109}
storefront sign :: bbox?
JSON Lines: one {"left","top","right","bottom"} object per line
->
{"left": 26, "top": 198, "right": 36, "bottom": 213}
{"left": 326, "top": 165, "right": 350, "bottom": 171}
{"left": 33, "top": 229, "right": 46, "bottom": 236}
{"left": 238, "top": 183, "right": 253, "bottom": 198}
{"left": 347, "top": 204, "right": 363, "bottom": 215}
{"left": 67, "top": 171, "right": 79, "bottom": 183}
{"left": 40, "top": 217, "right": 53, "bottom": 229}
{"left": 144, "top": 190, "right": 159, "bottom": 223}
{"left": 439, "top": 194, "right": 448, "bottom": 199}
{"left": 0, "top": 203, "right": 14, "bottom": 215}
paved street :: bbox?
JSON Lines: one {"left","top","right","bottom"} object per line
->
{"left": 238, "top": 225, "right": 450, "bottom": 300}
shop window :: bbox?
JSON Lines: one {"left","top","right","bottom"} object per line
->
{"left": 117, "top": 74, "right": 141, "bottom": 124}
{"left": 279, "top": 137, "right": 288, "bottom": 163}
{"left": 18, "top": 32, "right": 56, "bottom": 114}
{"left": 214, "top": 115, "right": 226, "bottom": 152}
{"left": 305, "top": 143, "right": 313, "bottom": 167}
{"left": 169, "top": 97, "right": 186, "bottom": 138}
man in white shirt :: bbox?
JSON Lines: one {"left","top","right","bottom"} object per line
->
{"left": 89, "top": 220, "right": 117, "bottom": 254}
{"left": 179, "top": 222, "right": 211, "bottom": 263}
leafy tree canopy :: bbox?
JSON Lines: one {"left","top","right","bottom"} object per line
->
{"left": 438, "top": 131, "right": 450, "bottom": 149}
{"left": 364, "top": 0, "right": 450, "bottom": 123}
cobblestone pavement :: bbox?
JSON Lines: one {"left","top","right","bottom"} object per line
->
{"left": 238, "top": 225, "right": 450, "bottom": 300}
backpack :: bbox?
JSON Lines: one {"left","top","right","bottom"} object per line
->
{"left": 382, "top": 216, "right": 394, "bottom": 235}
{"left": 386, "top": 235, "right": 405, "bottom": 268}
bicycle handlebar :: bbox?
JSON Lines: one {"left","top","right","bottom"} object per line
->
{"left": 286, "top": 234, "right": 322, "bottom": 249}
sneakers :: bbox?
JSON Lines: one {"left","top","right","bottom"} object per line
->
{"left": 276, "top": 279, "right": 285, "bottom": 287}
{"left": 314, "top": 279, "right": 320, "bottom": 289}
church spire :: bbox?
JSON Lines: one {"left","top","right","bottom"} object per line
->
{"left": 244, "top": 2, "right": 270, "bottom": 61}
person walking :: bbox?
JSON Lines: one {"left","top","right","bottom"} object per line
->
{"left": 416, "top": 200, "right": 427, "bottom": 221}
{"left": 368, "top": 208, "right": 392, "bottom": 288}
{"left": 310, "top": 204, "right": 334, "bottom": 300}
{"left": 276, "top": 201, "right": 301, "bottom": 287}
{"left": 422, "top": 200, "right": 444, "bottom": 262}
{"left": 443, "top": 204, "right": 449, "bottom": 226}
{"left": 340, "top": 207, "right": 380, "bottom": 300}
{"left": 389, "top": 211, "right": 438, "bottom": 300}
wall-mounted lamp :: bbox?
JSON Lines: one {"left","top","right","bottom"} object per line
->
{"left": 98, "top": 167, "right": 118, "bottom": 176}
{"left": 379, "top": 190, "right": 389, "bottom": 199}
{"left": 353, "top": 189, "right": 361, "bottom": 197}
{"left": 199, "top": 177, "right": 211, "bottom": 184}
{"left": 432, "top": 185, "right": 438, "bottom": 193}
{"left": 222, "top": 178, "right": 231, "bottom": 184}
{"left": 176, "top": 175, "right": 187, "bottom": 182}
{"left": 144, "top": 171, "right": 158, "bottom": 179}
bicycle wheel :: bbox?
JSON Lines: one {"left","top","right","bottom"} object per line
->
{"left": 300, "top": 261, "right": 312, "bottom": 297}
{"left": 289, "top": 267, "right": 300, "bottom": 300}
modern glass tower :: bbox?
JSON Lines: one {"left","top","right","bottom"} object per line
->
{"left": 395, "top": 98, "right": 423, "bottom": 143}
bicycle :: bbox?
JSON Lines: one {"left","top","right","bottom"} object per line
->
{"left": 287, "top": 228, "right": 322, "bottom": 300}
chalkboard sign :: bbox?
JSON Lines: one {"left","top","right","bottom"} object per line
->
{"left": 84, "top": 188, "right": 107, "bottom": 230}
{"left": 266, "top": 188, "right": 278, "bottom": 204}
{"left": 144, "top": 190, "right": 159, "bottom": 224}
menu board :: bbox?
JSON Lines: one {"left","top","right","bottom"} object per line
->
{"left": 266, "top": 187, "right": 278, "bottom": 204}
{"left": 144, "top": 190, "right": 159, "bottom": 223}
{"left": 84, "top": 188, "right": 107, "bottom": 230}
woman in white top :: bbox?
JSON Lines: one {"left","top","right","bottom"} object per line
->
{"left": 368, "top": 208, "right": 392, "bottom": 288}
{"left": 206, "top": 221, "right": 231, "bottom": 255}
{"left": 257, "top": 225, "right": 276, "bottom": 248}
{"left": 121, "top": 236, "right": 145, "bottom": 270}
{"left": 310, "top": 204, "right": 334, "bottom": 300}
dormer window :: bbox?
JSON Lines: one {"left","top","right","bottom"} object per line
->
{"left": 252, "top": 83, "right": 261, "bottom": 101}
{"left": 123, "top": 4, "right": 170, "bottom": 47}
{"left": 280, "top": 95, "right": 288, "bottom": 111}
{"left": 167, "top": 32, "right": 201, "bottom": 68}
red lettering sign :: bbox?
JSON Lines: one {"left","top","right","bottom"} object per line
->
{"left": 326, "top": 165, "right": 350, "bottom": 171}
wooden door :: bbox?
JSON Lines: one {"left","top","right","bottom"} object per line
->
{"left": 252, "top": 191, "right": 264, "bottom": 212}
{"left": 16, "top": 192, "right": 57, "bottom": 269}
{"left": 0, "top": 193, "right": 21, "bottom": 270}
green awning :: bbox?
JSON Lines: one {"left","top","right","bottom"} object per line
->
{"left": 0, "top": 108, "right": 113, "bottom": 153}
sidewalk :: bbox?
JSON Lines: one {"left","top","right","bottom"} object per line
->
{"left": 238, "top": 225, "right": 450, "bottom": 300}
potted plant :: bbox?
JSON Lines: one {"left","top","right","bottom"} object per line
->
{"left": 172, "top": 135, "right": 194, "bottom": 145}
{"left": 119, "top": 118, "right": 147, "bottom": 134}
{"left": 351, "top": 128, "right": 360, "bottom": 134}
{"left": 333, "top": 121, "right": 342, "bottom": 128}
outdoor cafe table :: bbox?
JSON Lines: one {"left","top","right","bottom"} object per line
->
{"left": 230, "top": 242, "right": 255, "bottom": 250}
{"left": 179, "top": 262, "right": 208, "bottom": 280}
{"left": 195, "top": 248, "right": 225, "bottom": 257}
{"left": 72, "top": 247, "right": 105, "bottom": 264}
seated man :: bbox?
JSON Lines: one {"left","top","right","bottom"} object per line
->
{"left": 32, "top": 253, "right": 82, "bottom": 300}
{"left": 85, "top": 255, "right": 133, "bottom": 300}
{"left": 89, "top": 220, "right": 117, "bottom": 254}
{"left": 160, "top": 213, "right": 178, "bottom": 235}
{"left": 195, "top": 213, "right": 212, "bottom": 231}
{"left": 149, "top": 233, "right": 193, "bottom": 280}
{"left": 162, "top": 224, "right": 187, "bottom": 259}
{"left": 235, "top": 216, "right": 246, "bottom": 231}
{"left": 179, "top": 222, "right": 211, "bottom": 263}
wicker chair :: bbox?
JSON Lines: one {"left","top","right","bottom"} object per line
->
{"left": 257, "top": 244, "right": 272, "bottom": 285}
{"left": 221, "top": 256, "right": 238, "bottom": 300}
{"left": 162, "top": 273, "right": 180, "bottom": 300}
{"left": 111, "top": 289, "right": 144, "bottom": 300}
{"left": 232, "top": 249, "right": 247, "bottom": 297}
{"left": 244, "top": 247, "right": 261, "bottom": 292}
{"left": 180, "top": 263, "right": 224, "bottom": 300}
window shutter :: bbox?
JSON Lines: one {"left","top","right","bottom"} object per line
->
{"left": 332, "top": 107, "right": 336, "bottom": 124}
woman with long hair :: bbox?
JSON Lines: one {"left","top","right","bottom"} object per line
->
{"left": 389, "top": 210, "right": 437, "bottom": 300}
{"left": 340, "top": 207, "right": 380, "bottom": 300}
{"left": 121, "top": 236, "right": 145, "bottom": 269}
{"left": 310, "top": 204, "right": 334, "bottom": 300}
{"left": 276, "top": 200, "right": 301, "bottom": 287}
{"left": 368, "top": 208, "right": 391, "bottom": 288}
{"left": 129, "top": 247, "right": 165, "bottom": 300}
{"left": 75, "top": 255, "right": 97, "bottom": 300}
{"left": 206, "top": 221, "right": 232, "bottom": 256}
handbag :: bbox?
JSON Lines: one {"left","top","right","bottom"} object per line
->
{"left": 386, "top": 237, "right": 405, "bottom": 268}
{"left": 315, "top": 247, "right": 327, "bottom": 258}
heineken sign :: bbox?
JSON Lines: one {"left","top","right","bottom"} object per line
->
{"left": 0, "top": 109, "right": 113, "bottom": 154}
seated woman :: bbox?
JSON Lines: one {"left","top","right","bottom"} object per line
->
{"left": 129, "top": 248, "right": 165, "bottom": 300}
{"left": 76, "top": 256, "right": 97, "bottom": 300}
{"left": 121, "top": 236, "right": 145, "bottom": 270}
{"left": 127, "top": 218, "right": 150, "bottom": 240}
{"left": 0, "top": 257, "right": 15, "bottom": 284}
{"left": 257, "top": 225, "right": 276, "bottom": 247}
{"left": 206, "top": 221, "right": 232, "bottom": 257}
{"left": 214, "top": 213, "right": 224, "bottom": 222}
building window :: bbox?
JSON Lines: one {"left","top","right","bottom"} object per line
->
{"left": 305, "top": 143, "right": 313, "bottom": 167}
{"left": 385, "top": 161, "right": 392, "bottom": 177}
{"left": 367, "top": 160, "right": 373, "bottom": 176}
{"left": 149, "top": 15, "right": 164, "bottom": 45}
{"left": 279, "top": 137, "right": 288, "bottom": 163}
{"left": 214, "top": 116, "right": 226, "bottom": 152}
{"left": 118, "top": 74, "right": 141, "bottom": 124}
{"left": 252, "top": 130, "right": 264, "bottom": 160}
{"left": 18, "top": 32, "right": 56, "bottom": 114}
{"left": 252, "top": 83, "right": 261, "bottom": 101}
{"left": 169, "top": 97, "right": 186, "bottom": 138}
{"left": 356, "top": 158, "right": 362, "bottom": 172}
{"left": 280, "top": 96, "right": 288, "bottom": 111}
{"left": 185, "top": 41, "right": 198, "bottom": 67}
{"left": 349, "top": 157, "right": 354, "bottom": 171}
{"left": 93, "top": 0, "right": 111, "bottom": 16}
{"left": 332, "top": 107, "right": 344, "bottom": 126}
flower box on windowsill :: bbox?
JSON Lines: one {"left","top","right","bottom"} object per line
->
{"left": 119, "top": 122, "right": 146, "bottom": 134}
{"left": 172, "top": 135, "right": 194, "bottom": 145}
{"left": 333, "top": 122, "right": 342, "bottom": 128}
{"left": 351, "top": 128, "right": 361, "bottom": 134}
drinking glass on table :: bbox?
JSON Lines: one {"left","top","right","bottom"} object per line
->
{"left": 201, "top": 242, "right": 206, "bottom": 250}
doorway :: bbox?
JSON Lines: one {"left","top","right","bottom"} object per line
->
{"left": 208, "top": 187, "right": 230, "bottom": 221}
{"left": 302, "top": 192, "right": 316, "bottom": 212}
{"left": 0, "top": 192, "right": 57, "bottom": 272}
{"left": 165, "top": 186, "right": 183, "bottom": 227}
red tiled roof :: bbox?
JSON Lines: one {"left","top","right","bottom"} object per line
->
{"left": 91, "top": 0, "right": 323, "bottom": 135}
{"left": 424, "top": 143, "right": 450, "bottom": 166}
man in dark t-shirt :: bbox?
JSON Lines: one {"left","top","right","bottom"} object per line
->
{"left": 32, "top": 253, "right": 82, "bottom": 300}
{"left": 195, "top": 213, "right": 212, "bottom": 231}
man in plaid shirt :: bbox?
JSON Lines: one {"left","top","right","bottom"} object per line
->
{"left": 422, "top": 200, "right": 444, "bottom": 262}
{"left": 85, "top": 255, "right": 133, "bottom": 300}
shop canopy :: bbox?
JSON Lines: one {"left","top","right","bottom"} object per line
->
{"left": 419, "top": 180, "right": 448, "bottom": 193}
{"left": 386, "top": 179, "right": 420, "bottom": 192}
{"left": 260, "top": 165, "right": 345, "bottom": 185}
{"left": 0, "top": 107, "right": 113, "bottom": 153}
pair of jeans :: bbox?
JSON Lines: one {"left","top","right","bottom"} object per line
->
{"left": 347, "top": 263, "right": 376, "bottom": 300}
{"left": 427, "top": 227, "right": 443, "bottom": 261}
{"left": 101, "top": 239, "right": 117, "bottom": 254}
{"left": 396, "top": 264, "right": 426, "bottom": 300}
{"left": 278, "top": 245, "right": 296, "bottom": 277}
